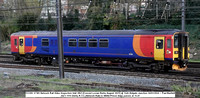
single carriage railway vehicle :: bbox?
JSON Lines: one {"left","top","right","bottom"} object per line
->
{"left": 11, "top": 30, "right": 189, "bottom": 72}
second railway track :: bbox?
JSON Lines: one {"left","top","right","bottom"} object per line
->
{"left": 1, "top": 54, "right": 200, "bottom": 68}
{"left": 0, "top": 61, "right": 199, "bottom": 83}
{"left": 0, "top": 54, "right": 200, "bottom": 82}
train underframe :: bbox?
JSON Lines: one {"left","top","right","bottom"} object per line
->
{"left": 12, "top": 53, "right": 179, "bottom": 72}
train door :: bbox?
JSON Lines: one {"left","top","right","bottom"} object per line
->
{"left": 154, "top": 37, "right": 165, "bottom": 60}
{"left": 19, "top": 36, "right": 25, "bottom": 54}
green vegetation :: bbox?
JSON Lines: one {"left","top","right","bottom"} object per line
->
{"left": 172, "top": 85, "right": 200, "bottom": 97}
{"left": 15, "top": 75, "right": 87, "bottom": 84}
{"left": 2, "top": 96, "right": 23, "bottom": 98}
{"left": 189, "top": 59, "right": 200, "bottom": 63}
{"left": 0, "top": 0, "right": 199, "bottom": 50}
{"left": 37, "top": 83, "right": 107, "bottom": 91}
{"left": 0, "top": 86, "right": 3, "bottom": 91}
{"left": 0, "top": 75, "right": 111, "bottom": 97}
{"left": 2, "top": 96, "right": 15, "bottom": 98}
{"left": 13, "top": 75, "right": 110, "bottom": 91}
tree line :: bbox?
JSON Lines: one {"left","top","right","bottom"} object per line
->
{"left": 0, "top": 0, "right": 200, "bottom": 41}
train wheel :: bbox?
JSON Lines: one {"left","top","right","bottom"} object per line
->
{"left": 13, "top": 56, "right": 17, "bottom": 61}
{"left": 47, "top": 61, "right": 52, "bottom": 65}
{"left": 151, "top": 64, "right": 160, "bottom": 73}
{"left": 35, "top": 58, "right": 41, "bottom": 66}
{"left": 128, "top": 63, "right": 137, "bottom": 72}
{"left": 52, "top": 63, "right": 58, "bottom": 67}
{"left": 23, "top": 60, "right": 27, "bottom": 64}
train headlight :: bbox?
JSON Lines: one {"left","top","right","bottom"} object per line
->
{"left": 174, "top": 51, "right": 178, "bottom": 54}
{"left": 167, "top": 50, "right": 171, "bottom": 54}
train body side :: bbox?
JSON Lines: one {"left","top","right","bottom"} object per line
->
{"left": 11, "top": 34, "right": 174, "bottom": 61}
{"left": 11, "top": 30, "right": 188, "bottom": 72}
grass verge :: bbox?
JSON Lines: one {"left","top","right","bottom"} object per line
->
{"left": 189, "top": 59, "right": 200, "bottom": 63}
{"left": 172, "top": 85, "right": 200, "bottom": 97}
{"left": 12, "top": 75, "right": 110, "bottom": 91}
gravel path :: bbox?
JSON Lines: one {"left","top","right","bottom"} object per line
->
{"left": 0, "top": 67, "right": 199, "bottom": 90}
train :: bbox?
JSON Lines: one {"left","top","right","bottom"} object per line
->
{"left": 11, "top": 29, "right": 189, "bottom": 72}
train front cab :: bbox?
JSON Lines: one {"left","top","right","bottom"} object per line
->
{"left": 12, "top": 35, "right": 38, "bottom": 61}
{"left": 172, "top": 32, "right": 189, "bottom": 71}
{"left": 11, "top": 35, "right": 24, "bottom": 61}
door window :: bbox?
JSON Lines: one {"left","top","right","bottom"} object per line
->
{"left": 167, "top": 39, "right": 171, "bottom": 48}
{"left": 156, "top": 39, "right": 163, "bottom": 49}
{"left": 19, "top": 39, "right": 23, "bottom": 46}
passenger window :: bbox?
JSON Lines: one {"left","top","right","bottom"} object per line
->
{"left": 14, "top": 39, "right": 17, "bottom": 46}
{"left": 68, "top": 39, "right": 77, "bottom": 47}
{"left": 167, "top": 39, "right": 171, "bottom": 48}
{"left": 19, "top": 39, "right": 23, "bottom": 46}
{"left": 89, "top": 39, "right": 97, "bottom": 47}
{"left": 156, "top": 39, "right": 163, "bottom": 49}
{"left": 42, "top": 38, "right": 49, "bottom": 46}
{"left": 99, "top": 39, "right": 108, "bottom": 48}
{"left": 78, "top": 39, "right": 87, "bottom": 47}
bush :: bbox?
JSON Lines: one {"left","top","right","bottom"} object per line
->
{"left": 0, "top": 21, "right": 19, "bottom": 41}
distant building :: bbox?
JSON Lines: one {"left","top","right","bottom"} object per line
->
{"left": 0, "top": 0, "right": 5, "bottom": 8}
{"left": 40, "top": 0, "right": 89, "bottom": 19}
{"left": 40, "top": 0, "right": 57, "bottom": 19}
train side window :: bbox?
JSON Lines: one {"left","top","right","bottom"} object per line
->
{"left": 14, "top": 39, "right": 17, "bottom": 45}
{"left": 99, "top": 39, "right": 108, "bottom": 48}
{"left": 89, "top": 39, "right": 97, "bottom": 47}
{"left": 167, "top": 39, "right": 171, "bottom": 48}
{"left": 156, "top": 39, "right": 163, "bottom": 49}
{"left": 78, "top": 39, "right": 87, "bottom": 47}
{"left": 68, "top": 39, "right": 77, "bottom": 47}
{"left": 42, "top": 38, "right": 49, "bottom": 46}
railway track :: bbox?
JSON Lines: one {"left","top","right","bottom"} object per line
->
{"left": 0, "top": 61, "right": 199, "bottom": 82}
{"left": 188, "top": 62, "right": 200, "bottom": 68}
{"left": 0, "top": 54, "right": 200, "bottom": 67}
{"left": 0, "top": 54, "right": 199, "bottom": 82}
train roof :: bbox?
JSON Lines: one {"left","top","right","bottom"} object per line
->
{"left": 11, "top": 29, "right": 185, "bottom": 36}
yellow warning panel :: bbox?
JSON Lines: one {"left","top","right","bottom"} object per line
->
{"left": 19, "top": 36, "right": 25, "bottom": 54}
{"left": 154, "top": 37, "right": 165, "bottom": 61}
